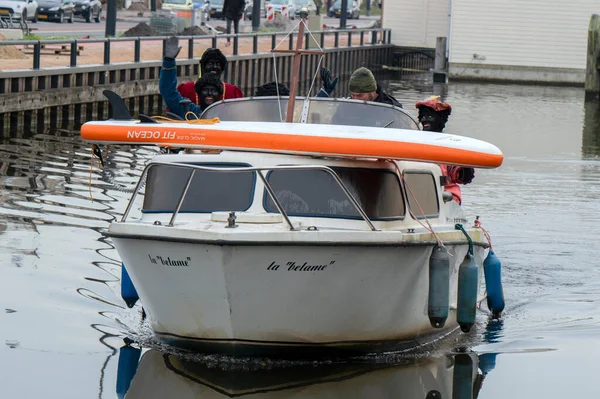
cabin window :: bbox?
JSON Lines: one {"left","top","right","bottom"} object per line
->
{"left": 142, "top": 163, "right": 255, "bottom": 213}
{"left": 264, "top": 167, "right": 405, "bottom": 220}
{"left": 402, "top": 170, "right": 439, "bottom": 218}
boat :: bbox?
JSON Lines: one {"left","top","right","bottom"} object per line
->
{"left": 82, "top": 14, "right": 505, "bottom": 358}
{"left": 115, "top": 346, "right": 491, "bottom": 398}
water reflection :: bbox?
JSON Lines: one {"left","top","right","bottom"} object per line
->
{"left": 116, "top": 346, "right": 494, "bottom": 399}
{"left": 582, "top": 99, "right": 600, "bottom": 158}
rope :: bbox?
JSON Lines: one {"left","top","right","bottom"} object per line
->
{"left": 300, "top": 18, "right": 326, "bottom": 98}
{"left": 473, "top": 216, "right": 493, "bottom": 250}
{"left": 302, "top": 19, "right": 325, "bottom": 53}
{"left": 269, "top": 20, "right": 303, "bottom": 123}
{"left": 387, "top": 160, "right": 445, "bottom": 249}
{"left": 89, "top": 146, "right": 101, "bottom": 202}
{"left": 271, "top": 51, "right": 284, "bottom": 122}
{"left": 149, "top": 115, "right": 221, "bottom": 124}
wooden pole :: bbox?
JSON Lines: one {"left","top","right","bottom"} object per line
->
{"left": 585, "top": 14, "right": 600, "bottom": 99}
{"left": 285, "top": 17, "right": 306, "bottom": 123}
{"left": 433, "top": 36, "right": 448, "bottom": 83}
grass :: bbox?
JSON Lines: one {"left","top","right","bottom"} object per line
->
{"left": 23, "top": 33, "right": 76, "bottom": 40}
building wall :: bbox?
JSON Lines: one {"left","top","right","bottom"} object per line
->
{"left": 449, "top": 0, "right": 598, "bottom": 74}
{"left": 382, "top": 0, "right": 450, "bottom": 48}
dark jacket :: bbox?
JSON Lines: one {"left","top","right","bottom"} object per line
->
{"left": 374, "top": 85, "right": 402, "bottom": 108}
{"left": 159, "top": 58, "right": 202, "bottom": 119}
{"left": 317, "top": 84, "right": 403, "bottom": 108}
{"left": 222, "top": 0, "right": 244, "bottom": 20}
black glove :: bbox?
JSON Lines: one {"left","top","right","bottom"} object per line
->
{"left": 458, "top": 167, "right": 475, "bottom": 184}
{"left": 164, "top": 36, "right": 181, "bottom": 60}
{"left": 320, "top": 67, "right": 339, "bottom": 96}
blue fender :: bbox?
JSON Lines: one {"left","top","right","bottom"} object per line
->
{"left": 121, "top": 263, "right": 139, "bottom": 308}
{"left": 457, "top": 253, "right": 479, "bottom": 333}
{"left": 483, "top": 251, "right": 505, "bottom": 317}
{"left": 428, "top": 245, "right": 450, "bottom": 328}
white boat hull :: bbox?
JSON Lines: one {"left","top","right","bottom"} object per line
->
{"left": 114, "top": 235, "right": 485, "bottom": 357}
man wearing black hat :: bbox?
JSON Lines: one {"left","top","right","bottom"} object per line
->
{"left": 317, "top": 66, "right": 402, "bottom": 108}
{"left": 177, "top": 47, "right": 244, "bottom": 104}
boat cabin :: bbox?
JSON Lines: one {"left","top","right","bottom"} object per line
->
{"left": 121, "top": 98, "right": 461, "bottom": 231}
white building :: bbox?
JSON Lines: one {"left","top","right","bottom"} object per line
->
{"left": 381, "top": 0, "right": 450, "bottom": 48}
{"left": 382, "top": 0, "right": 598, "bottom": 84}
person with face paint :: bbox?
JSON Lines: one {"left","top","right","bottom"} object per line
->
{"left": 415, "top": 96, "right": 475, "bottom": 205}
{"left": 159, "top": 36, "right": 224, "bottom": 119}
{"left": 177, "top": 48, "right": 244, "bottom": 104}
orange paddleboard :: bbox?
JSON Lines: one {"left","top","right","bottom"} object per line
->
{"left": 80, "top": 119, "right": 504, "bottom": 168}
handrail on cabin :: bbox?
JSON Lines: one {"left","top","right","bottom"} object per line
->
{"left": 121, "top": 162, "right": 378, "bottom": 231}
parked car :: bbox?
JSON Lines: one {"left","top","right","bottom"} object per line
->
{"left": 328, "top": 0, "right": 359, "bottom": 19}
{"left": 208, "top": 0, "right": 223, "bottom": 19}
{"left": 292, "top": 0, "right": 315, "bottom": 17}
{"left": 37, "top": 0, "right": 75, "bottom": 22}
{"left": 269, "top": 0, "right": 295, "bottom": 19}
{"left": 72, "top": 0, "right": 100, "bottom": 22}
{"left": 0, "top": 0, "right": 39, "bottom": 22}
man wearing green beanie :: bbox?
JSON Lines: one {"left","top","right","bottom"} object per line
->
{"left": 317, "top": 66, "right": 402, "bottom": 108}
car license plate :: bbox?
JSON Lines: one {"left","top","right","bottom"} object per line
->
{"left": 0, "top": 10, "right": 9, "bottom": 14}
{"left": 210, "top": 10, "right": 214, "bottom": 14}
{"left": 38, "top": 14, "right": 48, "bottom": 18}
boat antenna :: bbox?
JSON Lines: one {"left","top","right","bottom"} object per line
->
{"left": 271, "top": 9, "right": 325, "bottom": 123}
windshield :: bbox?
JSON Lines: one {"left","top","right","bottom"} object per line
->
{"left": 270, "top": 0, "right": 287, "bottom": 4}
{"left": 293, "top": 0, "right": 310, "bottom": 5}
{"left": 265, "top": 167, "right": 405, "bottom": 220}
{"left": 143, "top": 164, "right": 256, "bottom": 213}
{"left": 163, "top": 0, "right": 187, "bottom": 4}
{"left": 210, "top": 0, "right": 223, "bottom": 4}
{"left": 201, "top": 97, "right": 420, "bottom": 130}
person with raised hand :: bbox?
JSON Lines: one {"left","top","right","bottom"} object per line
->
{"left": 159, "top": 36, "right": 224, "bottom": 119}
{"left": 177, "top": 47, "right": 244, "bottom": 104}
{"left": 317, "top": 67, "right": 340, "bottom": 97}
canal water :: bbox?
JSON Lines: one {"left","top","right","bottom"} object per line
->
{"left": 1, "top": 75, "right": 599, "bottom": 398}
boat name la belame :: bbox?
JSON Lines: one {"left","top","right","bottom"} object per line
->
{"left": 267, "top": 261, "right": 336, "bottom": 272}
{"left": 148, "top": 255, "right": 191, "bottom": 267}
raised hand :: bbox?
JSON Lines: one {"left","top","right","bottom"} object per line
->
{"left": 321, "top": 67, "right": 339, "bottom": 96}
{"left": 164, "top": 36, "right": 181, "bottom": 60}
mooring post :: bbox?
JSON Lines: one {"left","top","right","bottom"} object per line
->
{"left": 585, "top": 14, "right": 600, "bottom": 100}
{"left": 433, "top": 36, "right": 448, "bottom": 83}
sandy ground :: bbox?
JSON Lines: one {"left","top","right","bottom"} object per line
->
{"left": 0, "top": 32, "right": 383, "bottom": 70}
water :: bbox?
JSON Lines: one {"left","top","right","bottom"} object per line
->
{"left": 1, "top": 76, "right": 600, "bottom": 398}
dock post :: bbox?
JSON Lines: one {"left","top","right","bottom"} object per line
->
{"left": 433, "top": 37, "right": 448, "bottom": 83}
{"left": 585, "top": 14, "right": 600, "bottom": 100}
